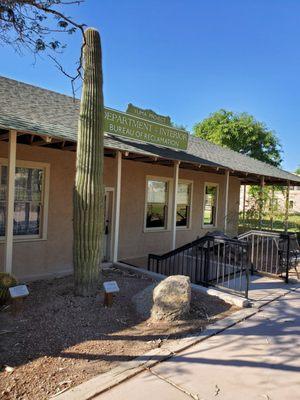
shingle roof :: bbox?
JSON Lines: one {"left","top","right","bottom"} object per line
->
{"left": 0, "top": 76, "right": 299, "bottom": 184}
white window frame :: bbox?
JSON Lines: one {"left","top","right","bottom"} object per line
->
{"left": 0, "top": 158, "right": 50, "bottom": 242}
{"left": 176, "top": 179, "right": 193, "bottom": 230}
{"left": 202, "top": 182, "right": 219, "bottom": 228}
{"left": 144, "top": 175, "right": 173, "bottom": 232}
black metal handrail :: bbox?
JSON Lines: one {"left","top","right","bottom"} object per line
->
{"left": 148, "top": 235, "right": 211, "bottom": 263}
{"left": 148, "top": 234, "right": 250, "bottom": 297}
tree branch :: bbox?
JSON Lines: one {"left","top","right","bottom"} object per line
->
{"left": 0, "top": 0, "right": 86, "bottom": 94}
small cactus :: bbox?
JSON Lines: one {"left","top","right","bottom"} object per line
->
{"left": 0, "top": 272, "right": 17, "bottom": 304}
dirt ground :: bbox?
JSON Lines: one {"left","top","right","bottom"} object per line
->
{"left": 0, "top": 266, "right": 237, "bottom": 400}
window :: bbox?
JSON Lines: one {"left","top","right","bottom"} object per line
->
{"left": 146, "top": 179, "right": 169, "bottom": 229}
{"left": 203, "top": 183, "right": 218, "bottom": 226}
{"left": 176, "top": 182, "right": 192, "bottom": 228}
{"left": 0, "top": 160, "right": 49, "bottom": 239}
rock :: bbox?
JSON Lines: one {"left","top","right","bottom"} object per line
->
{"left": 132, "top": 284, "right": 155, "bottom": 319}
{"left": 151, "top": 275, "right": 191, "bottom": 321}
{"left": 4, "top": 365, "right": 14, "bottom": 373}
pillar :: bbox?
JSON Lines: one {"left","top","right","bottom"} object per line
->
{"left": 224, "top": 170, "right": 230, "bottom": 233}
{"left": 171, "top": 161, "right": 180, "bottom": 250}
{"left": 113, "top": 151, "right": 122, "bottom": 262}
{"left": 284, "top": 181, "right": 290, "bottom": 233}
{"left": 4, "top": 130, "right": 17, "bottom": 274}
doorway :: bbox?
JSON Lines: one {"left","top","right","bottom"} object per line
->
{"left": 102, "top": 188, "right": 114, "bottom": 262}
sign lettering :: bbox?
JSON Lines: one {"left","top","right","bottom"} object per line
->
{"left": 126, "top": 103, "right": 172, "bottom": 126}
{"left": 104, "top": 108, "right": 189, "bottom": 150}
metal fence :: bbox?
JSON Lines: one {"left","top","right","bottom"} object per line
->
{"left": 148, "top": 234, "right": 250, "bottom": 297}
{"left": 238, "top": 230, "right": 299, "bottom": 282}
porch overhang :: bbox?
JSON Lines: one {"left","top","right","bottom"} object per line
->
{"left": 0, "top": 75, "right": 299, "bottom": 186}
{"left": 0, "top": 124, "right": 299, "bottom": 186}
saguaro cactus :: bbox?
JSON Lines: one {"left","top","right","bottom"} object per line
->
{"left": 73, "top": 28, "right": 104, "bottom": 296}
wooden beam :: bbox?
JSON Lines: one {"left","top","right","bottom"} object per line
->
{"left": 31, "top": 136, "right": 62, "bottom": 146}
{"left": 0, "top": 131, "right": 25, "bottom": 141}
{"left": 0, "top": 132, "right": 11, "bottom": 141}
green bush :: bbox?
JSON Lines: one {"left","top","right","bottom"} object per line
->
{"left": 0, "top": 272, "right": 17, "bottom": 305}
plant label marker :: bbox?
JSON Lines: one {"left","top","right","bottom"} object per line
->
{"left": 9, "top": 285, "right": 29, "bottom": 315}
{"left": 9, "top": 285, "right": 29, "bottom": 299}
{"left": 103, "top": 281, "right": 119, "bottom": 307}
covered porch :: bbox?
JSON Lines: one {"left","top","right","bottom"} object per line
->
{"left": 0, "top": 126, "right": 299, "bottom": 280}
{"left": 0, "top": 76, "right": 300, "bottom": 286}
{"left": 0, "top": 131, "right": 295, "bottom": 263}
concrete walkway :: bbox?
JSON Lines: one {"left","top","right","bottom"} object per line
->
{"left": 96, "top": 287, "right": 300, "bottom": 400}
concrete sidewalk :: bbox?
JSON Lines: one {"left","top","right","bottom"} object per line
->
{"left": 95, "top": 287, "right": 300, "bottom": 400}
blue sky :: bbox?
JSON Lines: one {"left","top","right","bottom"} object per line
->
{"left": 1, "top": 0, "right": 299, "bottom": 171}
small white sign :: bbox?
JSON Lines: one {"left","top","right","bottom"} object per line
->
{"left": 9, "top": 285, "right": 29, "bottom": 299}
{"left": 103, "top": 281, "right": 119, "bottom": 294}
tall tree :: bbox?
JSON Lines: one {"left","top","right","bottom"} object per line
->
{"left": 193, "top": 109, "right": 282, "bottom": 167}
{"left": 73, "top": 27, "right": 104, "bottom": 296}
{"left": 295, "top": 166, "right": 300, "bottom": 175}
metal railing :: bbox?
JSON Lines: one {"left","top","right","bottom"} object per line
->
{"left": 238, "top": 230, "right": 297, "bottom": 283}
{"left": 148, "top": 234, "right": 250, "bottom": 297}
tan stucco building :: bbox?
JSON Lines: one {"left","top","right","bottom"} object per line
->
{"left": 0, "top": 76, "right": 299, "bottom": 281}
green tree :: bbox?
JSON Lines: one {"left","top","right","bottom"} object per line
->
{"left": 193, "top": 109, "right": 282, "bottom": 167}
{"left": 73, "top": 28, "right": 104, "bottom": 296}
{"left": 295, "top": 166, "right": 300, "bottom": 175}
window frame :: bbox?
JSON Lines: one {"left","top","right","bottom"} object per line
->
{"left": 0, "top": 158, "right": 50, "bottom": 242}
{"left": 202, "top": 182, "right": 219, "bottom": 228}
{"left": 176, "top": 179, "right": 193, "bottom": 230}
{"left": 144, "top": 175, "right": 172, "bottom": 232}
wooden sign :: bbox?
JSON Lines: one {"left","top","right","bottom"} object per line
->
{"left": 103, "top": 281, "right": 119, "bottom": 307}
{"left": 104, "top": 107, "right": 189, "bottom": 151}
{"left": 9, "top": 285, "right": 29, "bottom": 299}
{"left": 126, "top": 103, "right": 172, "bottom": 126}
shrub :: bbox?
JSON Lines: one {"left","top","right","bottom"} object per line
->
{"left": 0, "top": 272, "right": 17, "bottom": 305}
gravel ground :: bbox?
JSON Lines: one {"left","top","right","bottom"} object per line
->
{"left": 0, "top": 266, "right": 236, "bottom": 400}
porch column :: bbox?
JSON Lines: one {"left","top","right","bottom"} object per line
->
{"left": 270, "top": 185, "right": 275, "bottom": 230}
{"left": 284, "top": 180, "right": 290, "bottom": 233}
{"left": 224, "top": 170, "right": 230, "bottom": 233}
{"left": 113, "top": 151, "right": 122, "bottom": 262}
{"left": 171, "top": 161, "right": 180, "bottom": 250}
{"left": 242, "top": 184, "right": 246, "bottom": 226}
{"left": 4, "top": 130, "right": 17, "bottom": 274}
{"left": 259, "top": 176, "right": 265, "bottom": 229}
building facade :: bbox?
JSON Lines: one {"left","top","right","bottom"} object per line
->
{"left": 0, "top": 76, "right": 299, "bottom": 281}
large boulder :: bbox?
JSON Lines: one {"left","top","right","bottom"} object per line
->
{"left": 151, "top": 275, "right": 191, "bottom": 321}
